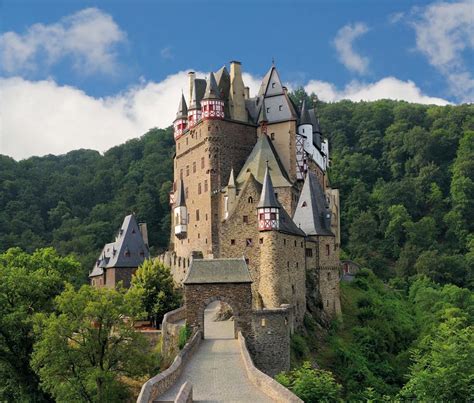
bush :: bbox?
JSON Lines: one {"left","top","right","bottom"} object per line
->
{"left": 291, "top": 334, "right": 309, "bottom": 359}
{"left": 178, "top": 324, "right": 192, "bottom": 350}
{"left": 276, "top": 362, "right": 342, "bottom": 402}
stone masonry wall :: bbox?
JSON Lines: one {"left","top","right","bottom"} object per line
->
{"left": 184, "top": 282, "right": 253, "bottom": 338}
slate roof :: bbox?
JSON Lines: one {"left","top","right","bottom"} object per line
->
{"left": 189, "top": 78, "right": 206, "bottom": 109}
{"left": 258, "top": 164, "right": 279, "bottom": 208}
{"left": 183, "top": 258, "right": 252, "bottom": 284}
{"left": 176, "top": 179, "right": 186, "bottom": 207}
{"left": 309, "top": 109, "right": 322, "bottom": 150}
{"left": 89, "top": 214, "right": 150, "bottom": 277}
{"left": 175, "top": 93, "right": 188, "bottom": 120}
{"left": 279, "top": 203, "right": 306, "bottom": 237}
{"left": 236, "top": 134, "right": 292, "bottom": 188}
{"left": 203, "top": 72, "right": 221, "bottom": 100}
{"left": 299, "top": 100, "right": 312, "bottom": 125}
{"left": 293, "top": 171, "right": 334, "bottom": 236}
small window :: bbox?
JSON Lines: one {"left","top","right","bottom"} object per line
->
{"left": 248, "top": 196, "right": 253, "bottom": 204}
{"left": 270, "top": 132, "right": 275, "bottom": 140}
{"left": 193, "top": 161, "right": 196, "bottom": 173}
{"left": 271, "top": 82, "right": 276, "bottom": 88}
{"left": 186, "top": 165, "right": 190, "bottom": 176}
{"left": 243, "top": 215, "right": 248, "bottom": 223}
{"left": 180, "top": 169, "right": 183, "bottom": 179}
{"left": 266, "top": 107, "right": 270, "bottom": 113}
{"left": 259, "top": 238, "right": 263, "bottom": 244}
{"left": 259, "top": 213, "right": 265, "bottom": 220}
{"left": 275, "top": 192, "right": 278, "bottom": 199}
{"left": 261, "top": 318, "right": 266, "bottom": 327}
{"left": 302, "top": 201, "right": 307, "bottom": 207}
{"left": 326, "top": 244, "right": 330, "bottom": 256}
{"left": 270, "top": 212, "right": 277, "bottom": 220}
{"left": 306, "top": 248, "right": 313, "bottom": 257}
{"left": 198, "top": 183, "right": 202, "bottom": 194}
{"left": 185, "top": 187, "right": 189, "bottom": 198}
{"left": 283, "top": 239, "right": 286, "bottom": 246}
{"left": 196, "top": 209, "right": 200, "bottom": 221}
{"left": 287, "top": 261, "right": 290, "bottom": 268}
{"left": 201, "top": 157, "right": 205, "bottom": 169}
{"left": 231, "top": 239, "right": 236, "bottom": 245}
{"left": 294, "top": 240, "right": 297, "bottom": 247}
{"left": 279, "top": 105, "right": 283, "bottom": 111}
{"left": 246, "top": 238, "right": 253, "bottom": 247}
{"left": 245, "top": 258, "right": 250, "bottom": 265}
{"left": 204, "top": 180, "right": 208, "bottom": 192}
{"left": 327, "top": 272, "right": 331, "bottom": 280}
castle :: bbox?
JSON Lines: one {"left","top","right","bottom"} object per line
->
{"left": 160, "top": 61, "right": 342, "bottom": 327}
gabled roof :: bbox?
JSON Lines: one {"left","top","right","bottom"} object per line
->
{"left": 257, "top": 98, "right": 268, "bottom": 124}
{"left": 258, "top": 164, "right": 279, "bottom": 208}
{"left": 293, "top": 172, "right": 334, "bottom": 236}
{"left": 183, "top": 258, "right": 252, "bottom": 284}
{"left": 227, "top": 168, "right": 236, "bottom": 188}
{"left": 258, "top": 65, "right": 284, "bottom": 97}
{"left": 279, "top": 204, "right": 306, "bottom": 237}
{"left": 202, "top": 72, "right": 221, "bottom": 100}
{"left": 175, "top": 93, "right": 188, "bottom": 120}
{"left": 90, "top": 215, "right": 150, "bottom": 277}
{"left": 236, "top": 134, "right": 292, "bottom": 188}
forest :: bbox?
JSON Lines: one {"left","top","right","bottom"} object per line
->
{"left": 1, "top": 96, "right": 473, "bottom": 401}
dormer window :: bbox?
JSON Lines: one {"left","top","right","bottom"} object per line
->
{"left": 279, "top": 105, "right": 283, "bottom": 111}
{"left": 302, "top": 201, "right": 307, "bottom": 207}
{"left": 124, "top": 249, "right": 131, "bottom": 257}
{"left": 272, "top": 82, "right": 276, "bottom": 88}
{"left": 266, "top": 107, "right": 270, "bottom": 113}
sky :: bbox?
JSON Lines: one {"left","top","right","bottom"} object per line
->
{"left": 0, "top": 0, "right": 473, "bottom": 160}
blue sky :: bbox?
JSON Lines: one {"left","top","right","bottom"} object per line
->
{"left": 1, "top": 0, "right": 473, "bottom": 159}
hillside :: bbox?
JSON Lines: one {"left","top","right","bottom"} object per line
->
{"left": 1, "top": 98, "right": 473, "bottom": 286}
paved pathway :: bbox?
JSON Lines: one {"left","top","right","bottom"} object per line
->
{"left": 156, "top": 303, "right": 273, "bottom": 402}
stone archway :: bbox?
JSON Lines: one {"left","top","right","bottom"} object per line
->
{"left": 203, "top": 300, "right": 235, "bottom": 339}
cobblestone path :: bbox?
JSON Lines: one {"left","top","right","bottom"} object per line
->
{"left": 156, "top": 303, "right": 273, "bottom": 402}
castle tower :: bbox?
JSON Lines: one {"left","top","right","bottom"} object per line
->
{"left": 188, "top": 80, "right": 202, "bottom": 128}
{"left": 173, "top": 93, "right": 188, "bottom": 140}
{"left": 257, "top": 164, "right": 280, "bottom": 231}
{"left": 201, "top": 73, "right": 225, "bottom": 120}
{"left": 229, "top": 61, "right": 247, "bottom": 121}
{"left": 296, "top": 100, "right": 312, "bottom": 180}
{"left": 174, "top": 179, "right": 187, "bottom": 239}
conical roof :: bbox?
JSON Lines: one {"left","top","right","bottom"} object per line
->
{"left": 299, "top": 99, "right": 312, "bottom": 125}
{"left": 293, "top": 171, "right": 334, "bottom": 236}
{"left": 236, "top": 134, "right": 292, "bottom": 188}
{"left": 176, "top": 179, "right": 186, "bottom": 207}
{"left": 258, "top": 164, "right": 279, "bottom": 208}
{"left": 189, "top": 80, "right": 203, "bottom": 110}
{"left": 202, "top": 72, "right": 221, "bottom": 100}
{"left": 175, "top": 93, "right": 188, "bottom": 120}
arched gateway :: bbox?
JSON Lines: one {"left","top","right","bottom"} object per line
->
{"left": 183, "top": 258, "right": 253, "bottom": 339}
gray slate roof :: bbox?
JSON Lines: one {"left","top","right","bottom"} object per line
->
{"left": 183, "top": 258, "right": 252, "bottom": 284}
{"left": 258, "top": 165, "right": 279, "bottom": 208}
{"left": 309, "top": 109, "right": 322, "bottom": 150}
{"left": 236, "top": 134, "right": 292, "bottom": 188}
{"left": 189, "top": 78, "right": 206, "bottom": 109}
{"left": 90, "top": 214, "right": 150, "bottom": 277}
{"left": 293, "top": 172, "right": 334, "bottom": 236}
{"left": 203, "top": 72, "right": 221, "bottom": 100}
{"left": 299, "top": 100, "right": 312, "bottom": 125}
{"left": 176, "top": 179, "right": 186, "bottom": 207}
{"left": 175, "top": 93, "right": 188, "bottom": 120}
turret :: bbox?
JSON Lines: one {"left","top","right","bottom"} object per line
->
{"left": 173, "top": 93, "right": 188, "bottom": 140}
{"left": 257, "top": 164, "right": 280, "bottom": 231}
{"left": 201, "top": 73, "right": 224, "bottom": 120}
{"left": 174, "top": 180, "right": 187, "bottom": 238}
{"left": 224, "top": 168, "right": 236, "bottom": 219}
{"left": 188, "top": 80, "right": 202, "bottom": 128}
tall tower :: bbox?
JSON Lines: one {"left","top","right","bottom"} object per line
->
{"left": 257, "top": 164, "right": 280, "bottom": 231}
{"left": 229, "top": 61, "right": 247, "bottom": 121}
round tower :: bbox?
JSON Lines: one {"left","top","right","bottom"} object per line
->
{"left": 257, "top": 163, "right": 280, "bottom": 231}
{"left": 201, "top": 72, "right": 224, "bottom": 120}
{"left": 173, "top": 93, "right": 188, "bottom": 140}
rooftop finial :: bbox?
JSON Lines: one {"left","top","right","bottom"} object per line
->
{"left": 272, "top": 57, "right": 275, "bottom": 66}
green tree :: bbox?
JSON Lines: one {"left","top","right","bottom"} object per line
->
{"left": 130, "top": 259, "right": 181, "bottom": 327}
{"left": 0, "top": 247, "right": 81, "bottom": 402}
{"left": 31, "top": 284, "right": 155, "bottom": 403}
{"left": 276, "top": 362, "right": 342, "bottom": 402}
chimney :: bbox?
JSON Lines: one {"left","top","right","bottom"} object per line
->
{"left": 244, "top": 86, "right": 250, "bottom": 99}
{"left": 188, "top": 71, "right": 195, "bottom": 105}
{"left": 229, "top": 61, "right": 247, "bottom": 121}
{"left": 139, "top": 223, "right": 149, "bottom": 248}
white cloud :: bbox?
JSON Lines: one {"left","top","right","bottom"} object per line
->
{"left": 0, "top": 71, "right": 449, "bottom": 161}
{"left": 333, "top": 23, "right": 370, "bottom": 74}
{"left": 305, "top": 76, "right": 449, "bottom": 105}
{"left": 160, "top": 46, "right": 173, "bottom": 60}
{"left": 0, "top": 8, "right": 126, "bottom": 75}
{"left": 411, "top": 0, "right": 474, "bottom": 102}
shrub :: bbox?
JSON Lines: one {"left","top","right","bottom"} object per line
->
{"left": 178, "top": 324, "right": 192, "bottom": 350}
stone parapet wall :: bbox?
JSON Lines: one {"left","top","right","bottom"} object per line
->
{"left": 161, "top": 306, "right": 186, "bottom": 360}
{"left": 136, "top": 330, "right": 201, "bottom": 403}
{"left": 237, "top": 332, "right": 302, "bottom": 403}
{"left": 175, "top": 381, "right": 193, "bottom": 403}
{"left": 248, "top": 306, "right": 292, "bottom": 376}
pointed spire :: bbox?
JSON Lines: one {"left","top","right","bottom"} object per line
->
{"left": 202, "top": 72, "right": 220, "bottom": 100}
{"left": 258, "top": 162, "right": 279, "bottom": 208}
{"left": 228, "top": 168, "right": 236, "bottom": 188}
{"left": 176, "top": 179, "right": 186, "bottom": 207}
{"left": 175, "top": 93, "right": 188, "bottom": 120}
{"left": 299, "top": 99, "right": 311, "bottom": 125}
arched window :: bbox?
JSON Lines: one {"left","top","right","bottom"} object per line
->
{"left": 248, "top": 196, "right": 253, "bottom": 203}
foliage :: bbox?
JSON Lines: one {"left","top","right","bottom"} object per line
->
{"left": 0, "top": 247, "right": 81, "bottom": 402}
{"left": 129, "top": 259, "right": 181, "bottom": 327}
{"left": 276, "top": 362, "right": 342, "bottom": 402}
{"left": 178, "top": 324, "right": 192, "bottom": 350}
{"left": 31, "top": 284, "right": 156, "bottom": 402}
{"left": 0, "top": 127, "right": 174, "bottom": 277}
